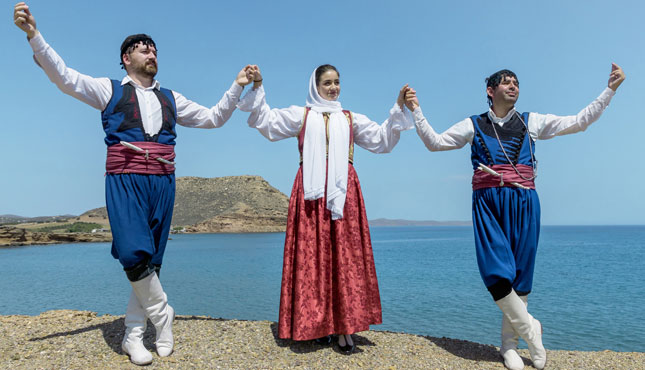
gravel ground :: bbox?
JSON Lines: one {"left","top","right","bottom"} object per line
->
{"left": 1, "top": 310, "right": 642, "bottom": 369}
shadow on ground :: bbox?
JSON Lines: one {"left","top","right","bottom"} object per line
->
{"left": 28, "top": 315, "right": 228, "bottom": 355}
{"left": 425, "top": 335, "right": 530, "bottom": 365}
{"left": 268, "top": 322, "right": 376, "bottom": 354}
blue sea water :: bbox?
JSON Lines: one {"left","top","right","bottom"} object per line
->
{"left": 1, "top": 226, "right": 643, "bottom": 352}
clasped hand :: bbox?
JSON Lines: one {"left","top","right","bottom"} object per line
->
{"left": 398, "top": 84, "right": 419, "bottom": 111}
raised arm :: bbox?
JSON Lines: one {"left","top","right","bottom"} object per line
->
{"left": 351, "top": 85, "right": 415, "bottom": 153}
{"left": 14, "top": 2, "right": 112, "bottom": 111}
{"left": 174, "top": 66, "right": 255, "bottom": 129}
{"left": 530, "top": 63, "right": 625, "bottom": 140}
{"left": 236, "top": 67, "right": 303, "bottom": 141}
{"left": 406, "top": 88, "right": 473, "bottom": 151}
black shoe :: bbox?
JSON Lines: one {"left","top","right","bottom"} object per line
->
{"left": 337, "top": 335, "right": 356, "bottom": 355}
{"left": 338, "top": 342, "right": 355, "bottom": 355}
{"left": 314, "top": 335, "right": 332, "bottom": 345}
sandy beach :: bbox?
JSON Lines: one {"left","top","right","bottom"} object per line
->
{"left": 1, "top": 310, "right": 642, "bottom": 369}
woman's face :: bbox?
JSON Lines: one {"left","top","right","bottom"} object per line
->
{"left": 317, "top": 70, "right": 340, "bottom": 101}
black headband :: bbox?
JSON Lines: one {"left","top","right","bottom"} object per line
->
{"left": 119, "top": 34, "right": 156, "bottom": 67}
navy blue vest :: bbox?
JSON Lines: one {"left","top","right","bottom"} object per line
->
{"left": 470, "top": 112, "right": 535, "bottom": 171}
{"left": 101, "top": 80, "right": 177, "bottom": 147}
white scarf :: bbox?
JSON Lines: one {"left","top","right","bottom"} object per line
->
{"left": 303, "top": 68, "right": 350, "bottom": 220}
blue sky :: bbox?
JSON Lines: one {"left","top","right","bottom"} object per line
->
{"left": 3, "top": 0, "right": 643, "bottom": 225}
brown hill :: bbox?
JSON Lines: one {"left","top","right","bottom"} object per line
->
{"left": 0, "top": 176, "right": 287, "bottom": 245}
{"left": 79, "top": 175, "right": 289, "bottom": 234}
{"left": 173, "top": 176, "right": 288, "bottom": 228}
{"left": 80, "top": 207, "right": 108, "bottom": 219}
{"left": 185, "top": 202, "right": 287, "bottom": 233}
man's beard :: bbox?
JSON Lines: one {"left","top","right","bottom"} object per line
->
{"left": 133, "top": 61, "right": 157, "bottom": 78}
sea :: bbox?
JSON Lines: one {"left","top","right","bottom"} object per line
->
{"left": 1, "top": 226, "right": 643, "bottom": 352}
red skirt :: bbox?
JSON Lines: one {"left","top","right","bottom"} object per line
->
{"left": 278, "top": 164, "right": 382, "bottom": 340}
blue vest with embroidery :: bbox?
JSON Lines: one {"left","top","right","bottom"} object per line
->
{"left": 101, "top": 80, "right": 177, "bottom": 147}
{"left": 470, "top": 112, "right": 535, "bottom": 171}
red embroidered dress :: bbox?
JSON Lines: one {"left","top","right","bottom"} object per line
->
{"left": 278, "top": 109, "right": 382, "bottom": 340}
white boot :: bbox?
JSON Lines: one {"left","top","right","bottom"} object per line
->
{"left": 500, "top": 295, "right": 528, "bottom": 370}
{"left": 496, "top": 291, "right": 546, "bottom": 370}
{"left": 121, "top": 290, "right": 153, "bottom": 365}
{"left": 130, "top": 273, "right": 175, "bottom": 357}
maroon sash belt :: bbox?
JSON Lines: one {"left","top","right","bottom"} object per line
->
{"left": 106, "top": 141, "right": 176, "bottom": 175}
{"left": 472, "top": 164, "right": 535, "bottom": 190}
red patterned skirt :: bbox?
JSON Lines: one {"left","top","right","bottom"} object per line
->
{"left": 278, "top": 164, "right": 382, "bottom": 340}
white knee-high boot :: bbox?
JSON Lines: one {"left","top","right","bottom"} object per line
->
{"left": 130, "top": 273, "right": 175, "bottom": 357}
{"left": 496, "top": 291, "right": 546, "bottom": 370}
{"left": 121, "top": 290, "right": 153, "bottom": 365}
{"left": 500, "top": 295, "right": 528, "bottom": 370}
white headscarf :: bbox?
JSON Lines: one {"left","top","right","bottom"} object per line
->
{"left": 302, "top": 67, "right": 350, "bottom": 220}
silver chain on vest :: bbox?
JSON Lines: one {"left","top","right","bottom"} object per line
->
{"left": 489, "top": 111, "right": 538, "bottom": 181}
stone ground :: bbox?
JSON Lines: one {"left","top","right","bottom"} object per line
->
{"left": 1, "top": 310, "right": 642, "bottom": 369}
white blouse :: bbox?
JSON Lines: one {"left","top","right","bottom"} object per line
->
{"left": 414, "top": 87, "right": 616, "bottom": 151}
{"left": 237, "top": 85, "right": 414, "bottom": 153}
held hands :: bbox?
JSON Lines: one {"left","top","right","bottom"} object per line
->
{"left": 235, "top": 65, "right": 263, "bottom": 88}
{"left": 236, "top": 65, "right": 256, "bottom": 87}
{"left": 405, "top": 87, "right": 419, "bottom": 111}
{"left": 608, "top": 63, "right": 625, "bottom": 91}
{"left": 397, "top": 84, "right": 419, "bottom": 111}
{"left": 13, "top": 2, "right": 38, "bottom": 39}
{"left": 250, "top": 65, "right": 262, "bottom": 90}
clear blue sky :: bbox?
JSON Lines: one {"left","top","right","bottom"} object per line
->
{"left": 2, "top": 0, "right": 643, "bottom": 225}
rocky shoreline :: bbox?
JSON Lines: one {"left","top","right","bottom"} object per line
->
{"left": 0, "top": 225, "right": 111, "bottom": 247}
{"left": 1, "top": 310, "right": 641, "bottom": 369}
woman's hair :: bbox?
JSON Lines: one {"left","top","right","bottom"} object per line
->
{"left": 315, "top": 64, "right": 339, "bottom": 86}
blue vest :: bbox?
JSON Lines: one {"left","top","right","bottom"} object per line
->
{"left": 101, "top": 80, "right": 177, "bottom": 147}
{"left": 470, "top": 112, "right": 535, "bottom": 171}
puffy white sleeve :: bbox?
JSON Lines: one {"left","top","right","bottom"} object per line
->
{"left": 237, "top": 85, "right": 304, "bottom": 141}
{"left": 29, "top": 33, "right": 112, "bottom": 111}
{"left": 351, "top": 104, "right": 414, "bottom": 153}
{"left": 529, "top": 87, "right": 615, "bottom": 140}
{"left": 413, "top": 107, "right": 474, "bottom": 151}
{"left": 174, "top": 82, "right": 243, "bottom": 129}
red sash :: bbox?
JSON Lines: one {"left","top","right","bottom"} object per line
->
{"left": 106, "top": 142, "right": 175, "bottom": 175}
{"left": 472, "top": 164, "right": 535, "bottom": 190}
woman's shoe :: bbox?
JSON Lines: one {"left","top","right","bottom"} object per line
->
{"left": 337, "top": 334, "right": 355, "bottom": 354}
{"left": 314, "top": 335, "right": 332, "bottom": 345}
{"left": 338, "top": 342, "right": 355, "bottom": 354}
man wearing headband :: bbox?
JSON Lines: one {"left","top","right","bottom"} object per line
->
{"left": 14, "top": 2, "right": 256, "bottom": 366}
{"left": 407, "top": 65, "right": 624, "bottom": 370}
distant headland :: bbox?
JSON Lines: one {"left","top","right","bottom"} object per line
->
{"left": 1, "top": 175, "right": 469, "bottom": 247}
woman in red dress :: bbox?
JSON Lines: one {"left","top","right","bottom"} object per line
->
{"left": 238, "top": 65, "right": 415, "bottom": 353}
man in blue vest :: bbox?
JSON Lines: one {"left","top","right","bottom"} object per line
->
{"left": 408, "top": 64, "right": 624, "bottom": 369}
{"left": 14, "top": 2, "right": 258, "bottom": 366}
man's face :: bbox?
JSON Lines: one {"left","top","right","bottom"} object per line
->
{"left": 487, "top": 75, "right": 519, "bottom": 107}
{"left": 123, "top": 43, "right": 158, "bottom": 78}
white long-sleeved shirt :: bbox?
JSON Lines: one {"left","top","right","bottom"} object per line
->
{"left": 414, "top": 88, "right": 615, "bottom": 152}
{"left": 236, "top": 85, "right": 414, "bottom": 154}
{"left": 29, "top": 33, "right": 243, "bottom": 136}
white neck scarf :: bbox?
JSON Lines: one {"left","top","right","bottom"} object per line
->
{"left": 302, "top": 68, "right": 350, "bottom": 220}
{"left": 487, "top": 107, "right": 516, "bottom": 126}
